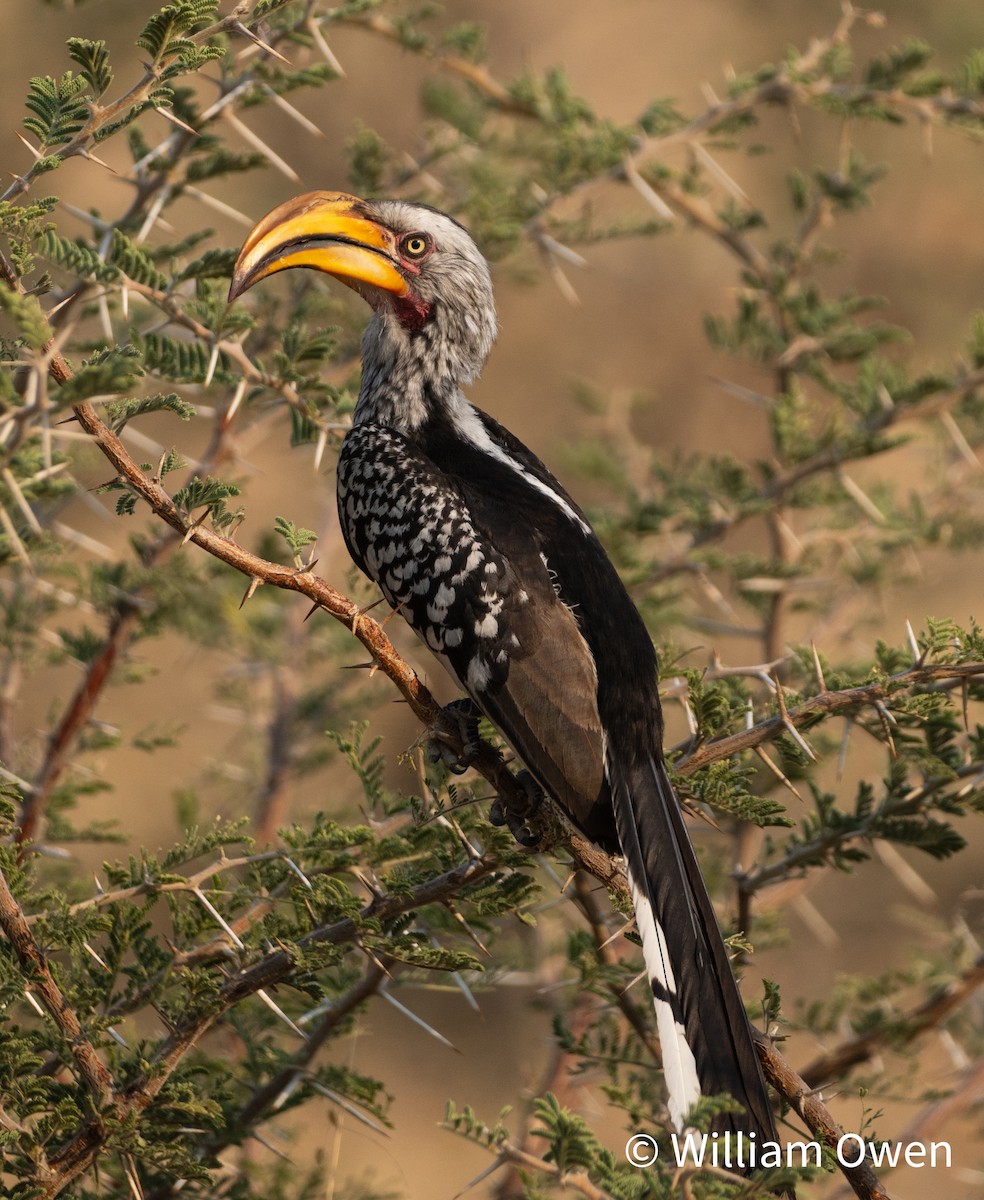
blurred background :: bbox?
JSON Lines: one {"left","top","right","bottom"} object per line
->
{"left": 2, "top": 1, "right": 984, "bottom": 1196}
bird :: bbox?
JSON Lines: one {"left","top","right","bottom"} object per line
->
{"left": 229, "top": 190, "right": 780, "bottom": 1157}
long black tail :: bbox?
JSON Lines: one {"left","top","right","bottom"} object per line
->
{"left": 608, "top": 750, "right": 777, "bottom": 1142}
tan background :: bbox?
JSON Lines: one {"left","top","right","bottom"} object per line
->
{"left": 3, "top": 1, "right": 984, "bottom": 1196}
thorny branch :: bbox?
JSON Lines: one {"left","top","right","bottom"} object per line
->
{"left": 495, "top": 1146, "right": 621, "bottom": 1200}
{"left": 754, "top": 1033, "right": 894, "bottom": 1200}
{"left": 799, "top": 953, "right": 984, "bottom": 1088}
{"left": 644, "top": 360, "right": 984, "bottom": 591}
{"left": 26, "top": 824, "right": 413, "bottom": 1052}
{"left": 677, "top": 662, "right": 984, "bottom": 778}
{"left": 0, "top": 869, "right": 116, "bottom": 1118}
{"left": 0, "top": 2, "right": 254, "bottom": 207}
{"left": 143, "top": 961, "right": 390, "bottom": 1200}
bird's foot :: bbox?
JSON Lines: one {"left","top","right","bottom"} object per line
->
{"left": 489, "top": 769, "right": 543, "bottom": 847}
{"left": 425, "top": 697, "right": 481, "bottom": 775}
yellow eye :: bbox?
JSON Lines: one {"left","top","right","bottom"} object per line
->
{"left": 401, "top": 233, "right": 430, "bottom": 258}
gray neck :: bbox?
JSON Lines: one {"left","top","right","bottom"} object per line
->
{"left": 353, "top": 304, "right": 493, "bottom": 432}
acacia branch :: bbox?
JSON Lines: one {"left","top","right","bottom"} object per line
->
{"left": 334, "top": 12, "right": 539, "bottom": 117}
{"left": 755, "top": 1033, "right": 893, "bottom": 1200}
{"left": 475, "top": 1141, "right": 620, "bottom": 1200}
{"left": 800, "top": 953, "right": 984, "bottom": 1088}
{"left": 25, "top": 847, "right": 316, "bottom": 924}
{"left": 118, "top": 276, "right": 352, "bottom": 436}
{"left": 1, "top": 3, "right": 257, "bottom": 206}
{"left": 646, "top": 361, "right": 984, "bottom": 589}
{"left": 675, "top": 661, "right": 984, "bottom": 778}
{"left": 0, "top": 868, "right": 115, "bottom": 1126}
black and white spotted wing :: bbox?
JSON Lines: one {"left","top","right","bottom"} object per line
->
{"left": 337, "top": 421, "right": 528, "bottom": 689}
{"left": 336, "top": 419, "right": 608, "bottom": 825}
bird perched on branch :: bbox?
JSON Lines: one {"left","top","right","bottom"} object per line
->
{"left": 229, "top": 191, "right": 780, "bottom": 1156}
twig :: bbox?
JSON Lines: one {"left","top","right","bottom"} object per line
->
{"left": 333, "top": 12, "right": 539, "bottom": 117}
{"left": 479, "top": 1140, "right": 619, "bottom": 1200}
{"left": 1, "top": 3, "right": 254, "bottom": 207}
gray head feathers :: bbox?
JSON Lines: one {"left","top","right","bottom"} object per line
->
{"left": 355, "top": 201, "right": 497, "bottom": 431}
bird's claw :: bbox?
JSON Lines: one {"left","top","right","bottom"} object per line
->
{"left": 489, "top": 769, "right": 543, "bottom": 847}
{"left": 425, "top": 697, "right": 481, "bottom": 775}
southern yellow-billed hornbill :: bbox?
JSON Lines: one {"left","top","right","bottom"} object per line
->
{"left": 229, "top": 191, "right": 778, "bottom": 1151}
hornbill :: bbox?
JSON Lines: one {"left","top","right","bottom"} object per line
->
{"left": 229, "top": 191, "right": 779, "bottom": 1153}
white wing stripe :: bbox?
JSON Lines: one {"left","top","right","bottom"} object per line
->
{"left": 451, "top": 403, "right": 592, "bottom": 535}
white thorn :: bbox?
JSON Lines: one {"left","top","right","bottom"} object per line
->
{"left": 306, "top": 17, "right": 347, "bottom": 77}
{"left": 623, "top": 156, "right": 676, "bottom": 220}
{"left": 192, "top": 886, "right": 245, "bottom": 949}
{"left": 97, "top": 291, "right": 114, "bottom": 344}
{"left": 940, "top": 410, "right": 981, "bottom": 469}
{"left": 24, "top": 990, "right": 46, "bottom": 1017}
{"left": 535, "top": 231, "right": 588, "bottom": 268}
{"left": 233, "top": 20, "right": 291, "bottom": 64}
{"left": 313, "top": 426, "right": 328, "bottom": 472}
{"left": 226, "top": 378, "right": 247, "bottom": 422}
{"left": 692, "top": 140, "right": 750, "bottom": 202}
{"left": 13, "top": 130, "right": 43, "bottom": 161}
{"left": 1, "top": 467, "right": 43, "bottom": 534}
{"left": 225, "top": 111, "right": 300, "bottom": 183}
{"left": 82, "top": 940, "right": 111, "bottom": 971}
{"left": 379, "top": 985, "right": 459, "bottom": 1052}
{"left": 155, "top": 106, "right": 198, "bottom": 136}
{"left": 183, "top": 185, "right": 256, "bottom": 229}
{"left": 271, "top": 1069, "right": 304, "bottom": 1111}
{"left": 203, "top": 341, "right": 219, "bottom": 388}
{"left": 838, "top": 469, "right": 886, "bottom": 524}
{"left": 261, "top": 84, "right": 326, "bottom": 138}
{"left": 309, "top": 1080, "right": 388, "bottom": 1133}
{"left": 255, "top": 988, "right": 307, "bottom": 1040}
{"left": 136, "top": 186, "right": 171, "bottom": 244}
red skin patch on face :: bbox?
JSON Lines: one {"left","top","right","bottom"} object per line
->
{"left": 391, "top": 289, "right": 432, "bottom": 332}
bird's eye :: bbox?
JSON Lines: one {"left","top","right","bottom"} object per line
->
{"left": 400, "top": 233, "right": 431, "bottom": 259}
